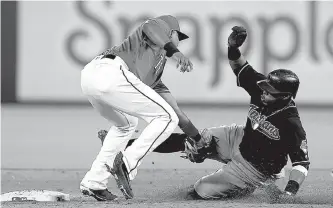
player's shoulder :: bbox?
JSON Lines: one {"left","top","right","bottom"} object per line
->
{"left": 283, "top": 102, "right": 306, "bottom": 130}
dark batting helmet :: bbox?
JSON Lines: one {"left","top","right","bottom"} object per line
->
{"left": 257, "top": 69, "right": 300, "bottom": 98}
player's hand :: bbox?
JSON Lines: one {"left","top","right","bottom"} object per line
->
{"left": 200, "top": 128, "right": 214, "bottom": 147}
{"left": 181, "top": 137, "right": 206, "bottom": 163}
{"left": 265, "top": 183, "right": 296, "bottom": 203}
{"left": 172, "top": 52, "right": 193, "bottom": 73}
{"left": 276, "top": 191, "right": 296, "bottom": 204}
{"left": 228, "top": 26, "right": 247, "bottom": 48}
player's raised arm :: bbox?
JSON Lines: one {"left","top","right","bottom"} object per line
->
{"left": 285, "top": 117, "right": 310, "bottom": 196}
{"left": 142, "top": 18, "right": 193, "bottom": 73}
{"left": 227, "top": 26, "right": 266, "bottom": 96}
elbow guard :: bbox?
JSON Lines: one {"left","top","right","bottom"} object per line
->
{"left": 292, "top": 165, "right": 308, "bottom": 176}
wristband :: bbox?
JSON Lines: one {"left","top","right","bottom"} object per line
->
{"left": 228, "top": 47, "right": 241, "bottom": 60}
{"left": 164, "top": 42, "right": 180, "bottom": 57}
{"left": 284, "top": 180, "right": 300, "bottom": 195}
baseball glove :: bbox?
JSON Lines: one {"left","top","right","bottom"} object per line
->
{"left": 181, "top": 137, "right": 207, "bottom": 163}
{"left": 228, "top": 26, "right": 247, "bottom": 48}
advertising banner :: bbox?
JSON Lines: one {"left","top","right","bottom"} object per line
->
{"left": 17, "top": 1, "right": 333, "bottom": 104}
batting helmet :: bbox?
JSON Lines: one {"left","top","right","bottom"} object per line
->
{"left": 257, "top": 69, "right": 300, "bottom": 98}
{"left": 157, "top": 15, "right": 189, "bottom": 41}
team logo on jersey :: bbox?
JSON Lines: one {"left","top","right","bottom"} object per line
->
{"left": 248, "top": 104, "right": 280, "bottom": 140}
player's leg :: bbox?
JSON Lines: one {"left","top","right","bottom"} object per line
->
{"left": 193, "top": 161, "right": 256, "bottom": 199}
{"left": 197, "top": 124, "right": 285, "bottom": 200}
{"left": 80, "top": 59, "right": 140, "bottom": 201}
{"left": 80, "top": 56, "right": 179, "bottom": 199}
{"left": 87, "top": 57, "right": 179, "bottom": 198}
{"left": 80, "top": 99, "right": 139, "bottom": 191}
{"left": 155, "top": 82, "right": 201, "bottom": 141}
{"left": 105, "top": 72, "right": 179, "bottom": 180}
{"left": 204, "top": 124, "right": 245, "bottom": 163}
{"left": 191, "top": 124, "right": 260, "bottom": 199}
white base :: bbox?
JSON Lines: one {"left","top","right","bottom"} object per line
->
{"left": 0, "top": 190, "right": 70, "bottom": 202}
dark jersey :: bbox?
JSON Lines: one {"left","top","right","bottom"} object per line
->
{"left": 234, "top": 63, "right": 310, "bottom": 176}
{"left": 99, "top": 18, "right": 170, "bottom": 89}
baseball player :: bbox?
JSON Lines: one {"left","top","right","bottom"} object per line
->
{"left": 98, "top": 26, "right": 310, "bottom": 201}
{"left": 80, "top": 15, "right": 203, "bottom": 201}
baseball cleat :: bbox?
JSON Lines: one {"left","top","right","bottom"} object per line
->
{"left": 80, "top": 185, "right": 118, "bottom": 201}
{"left": 110, "top": 152, "right": 134, "bottom": 199}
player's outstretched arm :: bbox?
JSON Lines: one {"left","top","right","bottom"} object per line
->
{"left": 267, "top": 117, "right": 310, "bottom": 203}
{"left": 285, "top": 117, "right": 310, "bottom": 196}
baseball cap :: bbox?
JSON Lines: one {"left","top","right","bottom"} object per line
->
{"left": 157, "top": 15, "right": 189, "bottom": 41}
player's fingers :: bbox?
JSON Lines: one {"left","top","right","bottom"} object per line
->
{"left": 182, "top": 62, "right": 188, "bottom": 73}
{"left": 183, "top": 60, "right": 191, "bottom": 72}
{"left": 181, "top": 64, "right": 186, "bottom": 73}
{"left": 186, "top": 61, "right": 192, "bottom": 72}
{"left": 183, "top": 60, "right": 189, "bottom": 72}
{"left": 182, "top": 61, "right": 188, "bottom": 72}
{"left": 186, "top": 65, "right": 191, "bottom": 72}
{"left": 176, "top": 58, "right": 182, "bottom": 69}
{"left": 179, "top": 58, "right": 185, "bottom": 72}
{"left": 188, "top": 61, "right": 193, "bottom": 72}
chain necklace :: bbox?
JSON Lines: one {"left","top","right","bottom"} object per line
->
{"left": 253, "top": 101, "right": 294, "bottom": 130}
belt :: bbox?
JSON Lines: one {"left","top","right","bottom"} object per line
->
{"left": 100, "top": 54, "right": 129, "bottom": 71}
{"left": 102, "top": 54, "right": 116, "bottom": 60}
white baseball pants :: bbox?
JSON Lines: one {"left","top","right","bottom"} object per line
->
{"left": 80, "top": 56, "right": 179, "bottom": 190}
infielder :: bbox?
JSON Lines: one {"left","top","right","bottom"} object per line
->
{"left": 98, "top": 26, "right": 310, "bottom": 201}
{"left": 80, "top": 15, "right": 203, "bottom": 201}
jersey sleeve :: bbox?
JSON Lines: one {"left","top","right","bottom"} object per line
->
{"left": 234, "top": 62, "right": 266, "bottom": 96}
{"left": 153, "top": 80, "right": 170, "bottom": 94}
{"left": 287, "top": 117, "right": 310, "bottom": 169}
{"left": 141, "top": 18, "right": 171, "bottom": 48}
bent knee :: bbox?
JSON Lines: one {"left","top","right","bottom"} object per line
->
{"left": 194, "top": 178, "right": 225, "bottom": 199}
{"left": 115, "top": 117, "right": 138, "bottom": 132}
{"left": 194, "top": 177, "right": 252, "bottom": 199}
{"left": 170, "top": 111, "right": 179, "bottom": 126}
{"left": 159, "top": 109, "right": 179, "bottom": 127}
